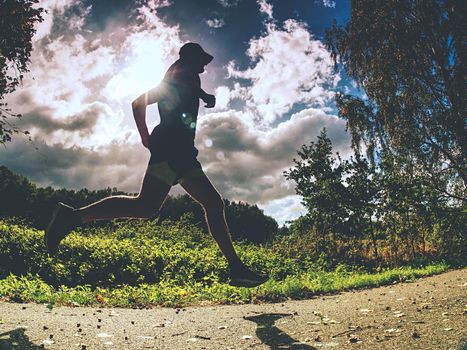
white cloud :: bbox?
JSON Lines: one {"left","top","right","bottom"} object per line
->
{"left": 228, "top": 19, "right": 338, "bottom": 124}
{"left": 29, "top": 35, "right": 115, "bottom": 114}
{"left": 2, "top": 1, "right": 351, "bottom": 225}
{"left": 33, "top": 0, "right": 77, "bottom": 41}
{"left": 32, "top": 0, "right": 93, "bottom": 42}
{"left": 257, "top": 0, "right": 273, "bottom": 20}
{"left": 217, "top": 0, "right": 239, "bottom": 8}
{"left": 258, "top": 196, "right": 306, "bottom": 226}
{"left": 8, "top": 1, "right": 184, "bottom": 151}
{"left": 103, "top": 4, "right": 183, "bottom": 100}
{"left": 2, "top": 1, "right": 186, "bottom": 196}
{"left": 195, "top": 108, "right": 351, "bottom": 207}
{"left": 322, "top": 0, "right": 336, "bottom": 8}
{"left": 213, "top": 86, "right": 231, "bottom": 110}
{"left": 147, "top": 0, "right": 172, "bottom": 9}
{"left": 206, "top": 18, "right": 225, "bottom": 29}
{"left": 1, "top": 137, "right": 149, "bottom": 192}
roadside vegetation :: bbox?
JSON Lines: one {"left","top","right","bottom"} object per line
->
{"left": 0, "top": 218, "right": 449, "bottom": 307}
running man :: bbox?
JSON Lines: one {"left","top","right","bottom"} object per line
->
{"left": 45, "top": 42, "right": 269, "bottom": 288}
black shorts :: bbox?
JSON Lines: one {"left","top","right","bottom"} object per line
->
{"left": 146, "top": 124, "right": 204, "bottom": 185}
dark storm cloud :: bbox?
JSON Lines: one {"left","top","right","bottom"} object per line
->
{"left": 18, "top": 102, "right": 105, "bottom": 137}
{"left": 195, "top": 108, "right": 351, "bottom": 204}
{"left": 198, "top": 112, "right": 259, "bottom": 152}
{"left": 0, "top": 138, "right": 149, "bottom": 193}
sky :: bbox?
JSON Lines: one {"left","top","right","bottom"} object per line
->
{"left": 1, "top": 0, "right": 355, "bottom": 225}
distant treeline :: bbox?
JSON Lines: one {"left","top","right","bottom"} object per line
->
{"left": 0, "top": 166, "right": 278, "bottom": 243}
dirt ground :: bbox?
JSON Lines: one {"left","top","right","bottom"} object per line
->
{"left": 0, "top": 269, "right": 465, "bottom": 350}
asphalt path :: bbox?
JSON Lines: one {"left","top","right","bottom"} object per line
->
{"left": 0, "top": 269, "right": 465, "bottom": 350}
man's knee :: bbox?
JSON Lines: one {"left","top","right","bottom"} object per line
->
{"left": 202, "top": 194, "right": 225, "bottom": 214}
{"left": 136, "top": 195, "right": 163, "bottom": 218}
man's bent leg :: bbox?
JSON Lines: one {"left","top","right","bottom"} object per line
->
{"left": 180, "top": 174, "right": 268, "bottom": 286}
{"left": 45, "top": 170, "right": 171, "bottom": 255}
{"left": 78, "top": 173, "right": 171, "bottom": 223}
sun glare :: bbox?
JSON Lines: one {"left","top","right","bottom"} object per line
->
{"left": 104, "top": 40, "right": 169, "bottom": 102}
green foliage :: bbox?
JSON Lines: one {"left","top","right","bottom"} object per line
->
{"left": 0, "top": 264, "right": 449, "bottom": 307}
{"left": 0, "top": 219, "right": 286, "bottom": 289}
{"left": 160, "top": 195, "right": 278, "bottom": 243}
{"left": 284, "top": 129, "right": 350, "bottom": 237}
{"left": 284, "top": 129, "right": 466, "bottom": 265}
{"left": 0, "top": 165, "right": 126, "bottom": 229}
{"left": 0, "top": 220, "right": 453, "bottom": 307}
{"left": 0, "top": 0, "right": 44, "bottom": 143}
{"left": 0, "top": 165, "right": 278, "bottom": 243}
{"left": 325, "top": 0, "right": 466, "bottom": 199}
{"left": 224, "top": 200, "right": 278, "bottom": 243}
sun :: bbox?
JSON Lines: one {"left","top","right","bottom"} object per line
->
{"left": 105, "top": 43, "right": 168, "bottom": 101}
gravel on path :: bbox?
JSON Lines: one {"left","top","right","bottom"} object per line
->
{"left": 0, "top": 269, "right": 465, "bottom": 350}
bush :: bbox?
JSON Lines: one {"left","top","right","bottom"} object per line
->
{"left": 0, "top": 218, "right": 304, "bottom": 288}
{"left": 0, "top": 219, "right": 451, "bottom": 307}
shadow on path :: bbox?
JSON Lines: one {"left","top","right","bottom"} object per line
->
{"left": 0, "top": 328, "right": 43, "bottom": 350}
{"left": 244, "top": 313, "right": 317, "bottom": 350}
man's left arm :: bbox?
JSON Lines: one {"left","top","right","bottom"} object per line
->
{"left": 199, "top": 88, "right": 216, "bottom": 108}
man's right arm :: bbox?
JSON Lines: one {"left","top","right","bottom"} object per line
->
{"left": 131, "top": 85, "right": 164, "bottom": 148}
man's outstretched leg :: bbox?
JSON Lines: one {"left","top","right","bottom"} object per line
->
{"left": 180, "top": 174, "right": 269, "bottom": 287}
{"left": 45, "top": 174, "right": 171, "bottom": 255}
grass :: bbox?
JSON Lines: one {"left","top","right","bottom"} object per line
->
{"left": 0, "top": 264, "right": 449, "bottom": 308}
{"left": 0, "top": 219, "right": 452, "bottom": 308}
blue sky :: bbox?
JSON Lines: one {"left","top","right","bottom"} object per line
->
{"left": 1, "top": 0, "right": 355, "bottom": 224}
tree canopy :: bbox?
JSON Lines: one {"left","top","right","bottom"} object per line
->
{"left": 326, "top": 0, "right": 466, "bottom": 201}
{"left": 0, "top": 0, "right": 44, "bottom": 143}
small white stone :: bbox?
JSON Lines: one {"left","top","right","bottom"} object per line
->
{"left": 384, "top": 328, "right": 402, "bottom": 333}
{"left": 359, "top": 309, "right": 372, "bottom": 313}
{"left": 109, "top": 310, "right": 119, "bottom": 316}
{"left": 138, "top": 336, "right": 155, "bottom": 340}
{"left": 97, "top": 332, "right": 113, "bottom": 338}
{"left": 307, "top": 321, "right": 321, "bottom": 325}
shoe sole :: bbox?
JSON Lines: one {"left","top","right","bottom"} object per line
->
{"left": 229, "top": 277, "right": 268, "bottom": 288}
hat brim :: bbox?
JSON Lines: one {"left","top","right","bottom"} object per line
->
{"left": 202, "top": 52, "right": 214, "bottom": 65}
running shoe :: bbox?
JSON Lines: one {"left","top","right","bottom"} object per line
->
{"left": 229, "top": 268, "right": 269, "bottom": 288}
{"left": 45, "top": 202, "right": 80, "bottom": 255}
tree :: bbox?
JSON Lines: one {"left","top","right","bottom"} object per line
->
{"left": 326, "top": 0, "right": 466, "bottom": 201}
{"left": 345, "top": 153, "right": 380, "bottom": 262}
{"left": 284, "top": 128, "right": 350, "bottom": 240}
{"left": 375, "top": 151, "right": 425, "bottom": 262}
{"left": 160, "top": 194, "right": 279, "bottom": 243}
{"left": 0, "top": 0, "right": 44, "bottom": 143}
{"left": 0, "top": 165, "right": 124, "bottom": 228}
{"left": 224, "top": 200, "right": 278, "bottom": 243}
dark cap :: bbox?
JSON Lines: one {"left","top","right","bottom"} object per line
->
{"left": 179, "top": 42, "right": 213, "bottom": 65}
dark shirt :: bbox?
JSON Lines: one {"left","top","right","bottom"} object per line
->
{"left": 150, "top": 59, "right": 201, "bottom": 136}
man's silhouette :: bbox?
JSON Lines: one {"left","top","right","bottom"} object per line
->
{"left": 44, "top": 42, "right": 268, "bottom": 287}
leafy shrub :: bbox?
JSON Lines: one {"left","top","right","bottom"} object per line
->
{"left": 0, "top": 220, "right": 451, "bottom": 307}
{"left": 0, "top": 218, "right": 305, "bottom": 288}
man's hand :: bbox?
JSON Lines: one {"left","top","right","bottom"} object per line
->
{"left": 202, "top": 93, "right": 216, "bottom": 108}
